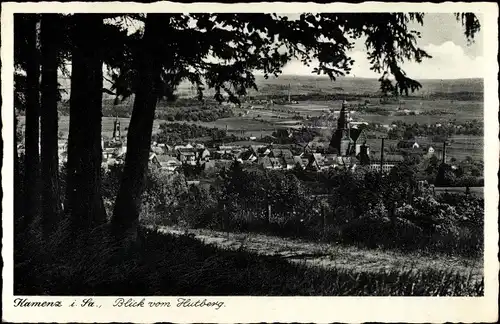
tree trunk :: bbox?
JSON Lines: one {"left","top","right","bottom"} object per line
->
{"left": 112, "top": 14, "right": 166, "bottom": 232}
{"left": 389, "top": 201, "right": 396, "bottom": 227}
{"left": 40, "top": 14, "right": 61, "bottom": 235}
{"left": 65, "top": 14, "right": 106, "bottom": 233}
{"left": 23, "top": 15, "right": 41, "bottom": 228}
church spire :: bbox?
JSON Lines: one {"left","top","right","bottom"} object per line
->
{"left": 337, "top": 100, "right": 349, "bottom": 131}
{"left": 112, "top": 115, "right": 121, "bottom": 141}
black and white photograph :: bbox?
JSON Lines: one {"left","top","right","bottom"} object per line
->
{"left": 2, "top": 2, "right": 498, "bottom": 323}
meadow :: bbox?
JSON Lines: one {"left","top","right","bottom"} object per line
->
{"left": 15, "top": 224, "right": 484, "bottom": 296}
{"left": 155, "top": 225, "right": 483, "bottom": 281}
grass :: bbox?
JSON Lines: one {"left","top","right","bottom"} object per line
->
{"left": 156, "top": 225, "right": 483, "bottom": 280}
{"left": 15, "top": 223, "right": 484, "bottom": 296}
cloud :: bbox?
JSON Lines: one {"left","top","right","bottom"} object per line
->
{"left": 402, "top": 41, "right": 484, "bottom": 79}
{"left": 276, "top": 41, "right": 484, "bottom": 79}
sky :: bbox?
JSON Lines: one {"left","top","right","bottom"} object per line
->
{"left": 278, "top": 13, "right": 484, "bottom": 79}
{"left": 59, "top": 13, "right": 484, "bottom": 84}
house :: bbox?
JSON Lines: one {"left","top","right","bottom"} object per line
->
{"left": 151, "top": 145, "right": 165, "bottom": 155}
{"left": 305, "top": 138, "right": 330, "bottom": 153}
{"left": 283, "top": 157, "right": 296, "bottom": 170}
{"left": 177, "top": 148, "right": 197, "bottom": 165}
{"left": 198, "top": 148, "right": 211, "bottom": 161}
{"left": 269, "top": 157, "right": 283, "bottom": 170}
{"left": 368, "top": 153, "right": 404, "bottom": 173}
{"left": 103, "top": 147, "right": 117, "bottom": 160}
{"left": 300, "top": 153, "right": 312, "bottom": 168}
{"left": 397, "top": 140, "right": 420, "bottom": 149}
{"left": 202, "top": 160, "right": 216, "bottom": 170}
{"left": 238, "top": 149, "right": 258, "bottom": 163}
{"left": 269, "top": 148, "right": 294, "bottom": 159}
{"left": 259, "top": 147, "right": 271, "bottom": 157}
{"left": 215, "top": 159, "right": 235, "bottom": 170}
{"left": 152, "top": 154, "right": 182, "bottom": 173}
{"left": 323, "top": 154, "right": 339, "bottom": 169}
{"left": 249, "top": 145, "right": 261, "bottom": 156}
{"left": 258, "top": 156, "right": 273, "bottom": 169}
{"left": 308, "top": 153, "right": 325, "bottom": 171}
{"left": 231, "top": 148, "right": 244, "bottom": 157}
{"left": 219, "top": 145, "right": 237, "bottom": 152}
{"left": 292, "top": 156, "right": 304, "bottom": 169}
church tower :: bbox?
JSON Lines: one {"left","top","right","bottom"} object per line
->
{"left": 112, "top": 116, "right": 121, "bottom": 141}
{"left": 329, "top": 100, "right": 352, "bottom": 155}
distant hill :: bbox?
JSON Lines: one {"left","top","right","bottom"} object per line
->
{"left": 251, "top": 75, "right": 483, "bottom": 97}
{"left": 57, "top": 74, "right": 483, "bottom": 101}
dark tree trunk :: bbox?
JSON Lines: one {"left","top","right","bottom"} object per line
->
{"left": 40, "top": 14, "right": 61, "bottom": 235}
{"left": 65, "top": 14, "right": 106, "bottom": 233}
{"left": 112, "top": 14, "right": 166, "bottom": 232}
{"left": 389, "top": 201, "right": 396, "bottom": 227}
{"left": 23, "top": 15, "right": 41, "bottom": 228}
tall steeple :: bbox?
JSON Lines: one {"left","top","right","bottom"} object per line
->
{"left": 330, "top": 100, "right": 352, "bottom": 156}
{"left": 112, "top": 115, "right": 121, "bottom": 141}
{"left": 338, "top": 100, "right": 351, "bottom": 141}
{"left": 337, "top": 100, "right": 349, "bottom": 131}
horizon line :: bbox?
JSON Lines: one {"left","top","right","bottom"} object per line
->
{"left": 256, "top": 75, "right": 485, "bottom": 81}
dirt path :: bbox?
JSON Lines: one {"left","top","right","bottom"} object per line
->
{"left": 151, "top": 225, "right": 483, "bottom": 281}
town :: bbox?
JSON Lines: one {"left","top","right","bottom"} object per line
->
{"left": 47, "top": 101, "right": 448, "bottom": 177}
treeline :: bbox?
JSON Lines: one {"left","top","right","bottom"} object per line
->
{"left": 59, "top": 99, "right": 235, "bottom": 122}
{"left": 387, "top": 120, "right": 483, "bottom": 139}
{"left": 244, "top": 91, "right": 483, "bottom": 103}
{"left": 427, "top": 91, "right": 483, "bottom": 101}
{"left": 160, "top": 106, "right": 234, "bottom": 122}
{"left": 153, "top": 122, "right": 227, "bottom": 144}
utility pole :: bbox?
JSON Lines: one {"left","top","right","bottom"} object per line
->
{"left": 288, "top": 83, "right": 291, "bottom": 103}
